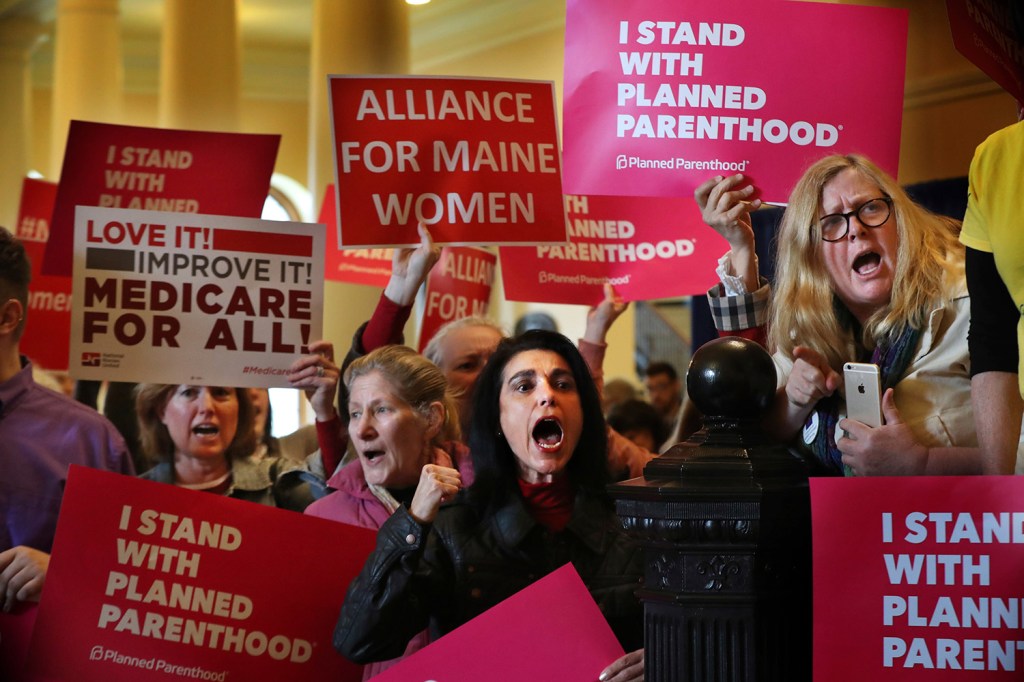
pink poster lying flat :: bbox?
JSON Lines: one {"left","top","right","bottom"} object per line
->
{"left": 28, "top": 466, "right": 376, "bottom": 682}
{"left": 946, "top": 0, "right": 1024, "bottom": 104}
{"left": 812, "top": 476, "right": 1024, "bottom": 681}
{"left": 500, "top": 194, "right": 728, "bottom": 306}
{"left": 328, "top": 75, "right": 567, "bottom": 247}
{"left": 372, "top": 563, "right": 625, "bottom": 682}
{"left": 318, "top": 184, "right": 393, "bottom": 287}
{"left": 418, "top": 246, "right": 496, "bottom": 351}
{"left": 44, "top": 121, "right": 279, "bottom": 276}
{"left": 563, "top": 0, "right": 908, "bottom": 203}
{"left": 15, "top": 178, "right": 69, "bottom": 371}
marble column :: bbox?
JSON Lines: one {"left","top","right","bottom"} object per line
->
{"left": 0, "top": 18, "right": 46, "bottom": 228}
{"left": 49, "top": 0, "right": 123, "bottom": 176}
{"left": 159, "top": 0, "right": 240, "bottom": 132}
{"left": 307, "top": 0, "right": 410, "bottom": 351}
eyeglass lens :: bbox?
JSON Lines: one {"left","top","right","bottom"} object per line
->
{"left": 819, "top": 198, "right": 890, "bottom": 242}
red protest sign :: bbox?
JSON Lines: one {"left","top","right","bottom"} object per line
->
{"left": 68, "top": 207, "right": 325, "bottom": 387}
{"left": 15, "top": 178, "right": 70, "bottom": 371}
{"left": 812, "top": 476, "right": 1024, "bottom": 681}
{"left": 373, "top": 564, "right": 624, "bottom": 682}
{"left": 563, "top": 0, "right": 908, "bottom": 203}
{"left": 43, "top": 121, "right": 279, "bottom": 276}
{"left": 28, "top": 466, "right": 375, "bottom": 682}
{"left": 500, "top": 194, "right": 728, "bottom": 306}
{"left": 946, "top": 0, "right": 1024, "bottom": 104}
{"left": 318, "top": 184, "right": 393, "bottom": 287}
{"left": 418, "top": 246, "right": 496, "bottom": 352}
{"left": 0, "top": 603, "right": 40, "bottom": 682}
{"left": 328, "top": 76, "right": 566, "bottom": 247}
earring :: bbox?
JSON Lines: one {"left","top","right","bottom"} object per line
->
{"left": 496, "top": 428, "right": 503, "bottom": 438}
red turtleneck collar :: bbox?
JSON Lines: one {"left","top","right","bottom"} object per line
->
{"left": 517, "top": 475, "right": 574, "bottom": 532}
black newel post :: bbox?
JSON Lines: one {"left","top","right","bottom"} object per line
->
{"left": 609, "top": 337, "right": 812, "bottom": 681}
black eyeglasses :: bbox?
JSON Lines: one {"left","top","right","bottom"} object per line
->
{"left": 815, "top": 197, "right": 892, "bottom": 242}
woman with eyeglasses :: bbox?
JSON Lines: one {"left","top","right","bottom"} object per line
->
{"left": 693, "top": 154, "right": 994, "bottom": 475}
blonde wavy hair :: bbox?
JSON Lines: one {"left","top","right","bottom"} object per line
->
{"left": 344, "top": 344, "right": 461, "bottom": 445}
{"left": 768, "top": 154, "right": 964, "bottom": 371}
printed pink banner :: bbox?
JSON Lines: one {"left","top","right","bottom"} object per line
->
{"left": 318, "top": 184, "right": 393, "bottom": 287}
{"left": 44, "top": 121, "right": 279, "bottom": 276}
{"left": 373, "top": 563, "right": 625, "bottom": 681}
{"left": 328, "top": 75, "right": 567, "bottom": 247}
{"left": 500, "top": 194, "right": 728, "bottom": 306}
{"left": 812, "top": 476, "right": 1024, "bottom": 681}
{"left": 946, "top": 0, "right": 1024, "bottom": 104}
{"left": 28, "top": 466, "right": 376, "bottom": 682}
{"left": 418, "top": 246, "right": 496, "bottom": 351}
{"left": 15, "top": 178, "right": 69, "bottom": 371}
{"left": 68, "top": 206, "right": 324, "bottom": 387}
{"left": 563, "top": 0, "right": 908, "bottom": 203}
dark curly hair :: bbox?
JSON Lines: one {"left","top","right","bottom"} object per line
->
{"left": 466, "top": 329, "right": 610, "bottom": 519}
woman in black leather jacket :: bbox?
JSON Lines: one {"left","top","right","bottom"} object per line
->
{"left": 334, "top": 330, "right": 645, "bottom": 681}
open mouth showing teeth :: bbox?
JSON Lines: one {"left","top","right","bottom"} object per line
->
{"left": 363, "top": 450, "right": 384, "bottom": 461}
{"left": 532, "top": 418, "right": 564, "bottom": 451}
{"left": 852, "top": 252, "right": 881, "bottom": 275}
{"left": 193, "top": 425, "right": 219, "bottom": 436}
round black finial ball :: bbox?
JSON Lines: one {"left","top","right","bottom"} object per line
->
{"left": 686, "top": 336, "right": 777, "bottom": 419}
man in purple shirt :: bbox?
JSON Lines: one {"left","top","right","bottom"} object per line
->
{"left": 0, "top": 227, "right": 134, "bottom": 610}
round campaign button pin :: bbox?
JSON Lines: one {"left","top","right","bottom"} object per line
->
{"left": 802, "top": 412, "right": 819, "bottom": 445}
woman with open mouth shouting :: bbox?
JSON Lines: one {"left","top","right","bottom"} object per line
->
{"left": 694, "top": 154, "right": 994, "bottom": 476}
{"left": 305, "top": 344, "right": 469, "bottom": 679}
{"left": 335, "top": 330, "right": 644, "bottom": 682}
{"left": 134, "top": 384, "right": 319, "bottom": 511}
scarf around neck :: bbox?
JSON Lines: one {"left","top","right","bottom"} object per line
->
{"left": 803, "top": 325, "right": 921, "bottom": 475}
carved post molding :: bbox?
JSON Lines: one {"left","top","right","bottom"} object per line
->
{"left": 609, "top": 337, "right": 813, "bottom": 681}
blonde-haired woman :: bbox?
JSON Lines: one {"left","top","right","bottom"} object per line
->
{"left": 305, "top": 344, "right": 470, "bottom": 679}
{"left": 695, "top": 154, "right": 993, "bottom": 475}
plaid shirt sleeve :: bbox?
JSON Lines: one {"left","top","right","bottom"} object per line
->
{"left": 707, "top": 277, "right": 771, "bottom": 332}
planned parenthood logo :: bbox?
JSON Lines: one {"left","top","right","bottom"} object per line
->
{"left": 615, "top": 154, "right": 750, "bottom": 172}
{"left": 89, "top": 645, "right": 229, "bottom": 680}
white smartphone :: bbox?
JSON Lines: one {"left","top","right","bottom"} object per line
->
{"left": 843, "top": 362, "right": 882, "bottom": 427}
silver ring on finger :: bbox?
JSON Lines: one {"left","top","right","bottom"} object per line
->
{"left": 316, "top": 365, "right": 324, "bottom": 378}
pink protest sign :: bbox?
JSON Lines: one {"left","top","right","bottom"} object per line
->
{"left": 0, "top": 603, "right": 40, "bottom": 682}
{"left": 68, "top": 206, "right": 324, "bottom": 387}
{"left": 418, "top": 246, "right": 496, "bottom": 351}
{"left": 15, "top": 178, "right": 70, "bottom": 371}
{"left": 812, "top": 476, "right": 1024, "bottom": 681}
{"left": 946, "top": 0, "right": 1024, "bottom": 104}
{"left": 328, "top": 75, "right": 567, "bottom": 247}
{"left": 28, "top": 466, "right": 376, "bottom": 682}
{"left": 373, "top": 563, "right": 625, "bottom": 682}
{"left": 44, "top": 121, "right": 279, "bottom": 276}
{"left": 563, "top": 0, "right": 908, "bottom": 203}
{"left": 500, "top": 194, "right": 728, "bottom": 306}
{"left": 318, "top": 184, "right": 393, "bottom": 287}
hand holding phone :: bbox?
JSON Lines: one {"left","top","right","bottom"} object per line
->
{"left": 843, "top": 362, "right": 882, "bottom": 428}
